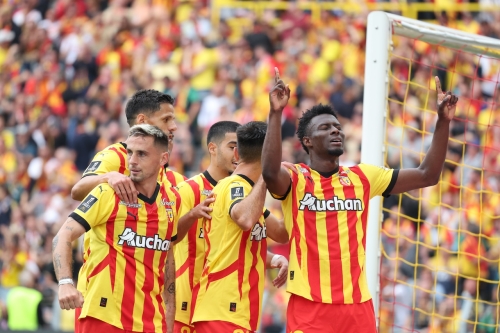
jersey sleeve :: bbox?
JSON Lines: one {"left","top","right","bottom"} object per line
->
{"left": 69, "top": 185, "right": 116, "bottom": 231}
{"left": 358, "top": 164, "right": 399, "bottom": 199}
{"left": 175, "top": 181, "right": 195, "bottom": 219}
{"left": 226, "top": 181, "right": 250, "bottom": 217}
{"left": 82, "top": 148, "right": 126, "bottom": 178}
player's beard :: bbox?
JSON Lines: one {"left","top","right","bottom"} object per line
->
{"left": 327, "top": 147, "right": 344, "bottom": 156}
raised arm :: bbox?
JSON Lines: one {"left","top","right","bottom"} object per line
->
{"left": 390, "top": 76, "right": 458, "bottom": 195}
{"left": 230, "top": 177, "right": 267, "bottom": 231}
{"left": 262, "top": 68, "right": 293, "bottom": 198}
{"left": 52, "top": 218, "right": 86, "bottom": 310}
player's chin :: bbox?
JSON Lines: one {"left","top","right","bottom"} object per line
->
{"left": 327, "top": 148, "right": 344, "bottom": 156}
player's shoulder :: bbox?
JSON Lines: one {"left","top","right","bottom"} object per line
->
{"left": 165, "top": 168, "right": 187, "bottom": 180}
{"left": 356, "top": 163, "right": 391, "bottom": 173}
{"left": 95, "top": 142, "right": 127, "bottom": 159}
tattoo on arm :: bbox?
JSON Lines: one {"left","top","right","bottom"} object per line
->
{"left": 52, "top": 235, "right": 59, "bottom": 252}
{"left": 167, "top": 282, "right": 175, "bottom": 294}
{"left": 53, "top": 253, "right": 62, "bottom": 277}
{"left": 65, "top": 225, "right": 74, "bottom": 231}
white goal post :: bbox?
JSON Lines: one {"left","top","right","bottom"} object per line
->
{"left": 361, "top": 10, "right": 500, "bottom": 320}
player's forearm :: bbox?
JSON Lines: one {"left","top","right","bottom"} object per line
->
{"left": 418, "top": 118, "right": 451, "bottom": 186}
{"left": 52, "top": 230, "right": 74, "bottom": 281}
{"left": 231, "top": 178, "right": 267, "bottom": 231}
{"left": 175, "top": 213, "right": 196, "bottom": 244}
{"left": 71, "top": 175, "right": 107, "bottom": 201}
{"left": 164, "top": 251, "right": 175, "bottom": 332}
{"left": 262, "top": 112, "right": 283, "bottom": 183}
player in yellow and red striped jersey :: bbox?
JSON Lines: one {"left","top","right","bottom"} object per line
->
{"left": 71, "top": 89, "right": 186, "bottom": 204}
{"left": 262, "top": 70, "right": 458, "bottom": 332}
{"left": 174, "top": 121, "right": 289, "bottom": 333}
{"left": 53, "top": 125, "right": 179, "bottom": 333}
{"left": 191, "top": 121, "right": 289, "bottom": 333}
{"left": 173, "top": 121, "right": 241, "bottom": 332}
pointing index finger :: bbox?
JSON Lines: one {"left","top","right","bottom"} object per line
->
{"left": 274, "top": 67, "right": 280, "bottom": 83}
{"left": 434, "top": 76, "right": 442, "bottom": 94}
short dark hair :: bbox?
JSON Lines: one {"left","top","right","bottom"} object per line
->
{"left": 128, "top": 124, "right": 170, "bottom": 152}
{"left": 207, "top": 121, "right": 241, "bottom": 146}
{"left": 236, "top": 121, "right": 267, "bottom": 163}
{"left": 125, "top": 90, "right": 174, "bottom": 126}
{"left": 296, "top": 104, "right": 339, "bottom": 154}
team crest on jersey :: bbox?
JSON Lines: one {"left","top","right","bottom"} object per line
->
{"left": 339, "top": 170, "right": 352, "bottom": 186}
{"left": 84, "top": 161, "right": 101, "bottom": 173}
{"left": 298, "top": 193, "right": 363, "bottom": 212}
{"left": 166, "top": 209, "right": 174, "bottom": 223}
{"left": 250, "top": 222, "right": 267, "bottom": 241}
{"left": 117, "top": 227, "right": 172, "bottom": 251}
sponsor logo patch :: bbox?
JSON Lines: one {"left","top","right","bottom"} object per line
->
{"left": 117, "top": 228, "right": 172, "bottom": 252}
{"left": 230, "top": 187, "right": 244, "bottom": 200}
{"left": 77, "top": 195, "right": 98, "bottom": 213}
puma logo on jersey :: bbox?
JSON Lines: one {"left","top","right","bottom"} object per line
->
{"left": 250, "top": 222, "right": 267, "bottom": 241}
{"left": 298, "top": 193, "right": 363, "bottom": 211}
{"left": 117, "top": 228, "right": 172, "bottom": 251}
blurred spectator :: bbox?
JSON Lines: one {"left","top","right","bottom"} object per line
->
{"left": 5, "top": 270, "right": 44, "bottom": 330}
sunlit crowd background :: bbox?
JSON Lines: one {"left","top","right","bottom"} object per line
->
{"left": 0, "top": 0, "right": 499, "bottom": 332}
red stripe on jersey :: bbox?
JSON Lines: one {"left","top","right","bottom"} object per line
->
{"left": 107, "top": 195, "right": 121, "bottom": 291}
{"left": 206, "top": 260, "right": 238, "bottom": 288}
{"left": 110, "top": 147, "right": 126, "bottom": 174}
{"left": 340, "top": 167, "right": 362, "bottom": 303}
{"left": 349, "top": 166, "right": 371, "bottom": 248}
{"left": 120, "top": 206, "right": 139, "bottom": 329}
{"left": 248, "top": 238, "right": 266, "bottom": 331}
{"left": 86, "top": 254, "right": 109, "bottom": 281}
{"left": 190, "top": 282, "right": 200, "bottom": 323}
{"left": 166, "top": 171, "right": 177, "bottom": 187}
{"left": 142, "top": 202, "right": 160, "bottom": 332}
{"left": 238, "top": 231, "right": 249, "bottom": 300}
{"left": 320, "top": 177, "right": 344, "bottom": 302}
{"left": 188, "top": 180, "right": 201, "bottom": 289}
{"left": 290, "top": 168, "right": 302, "bottom": 268}
{"left": 158, "top": 187, "right": 176, "bottom": 332}
{"left": 202, "top": 218, "right": 212, "bottom": 276}
{"left": 303, "top": 172, "right": 322, "bottom": 302}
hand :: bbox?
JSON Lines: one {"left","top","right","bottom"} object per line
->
{"left": 190, "top": 193, "right": 215, "bottom": 220}
{"left": 281, "top": 161, "right": 298, "bottom": 175}
{"left": 107, "top": 171, "right": 138, "bottom": 203}
{"left": 59, "top": 284, "right": 84, "bottom": 310}
{"left": 435, "top": 76, "right": 458, "bottom": 121}
{"left": 269, "top": 67, "right": 291, "bottom": 113}
{"left": 270, "top": 255, "right": 289, "bottom": 288}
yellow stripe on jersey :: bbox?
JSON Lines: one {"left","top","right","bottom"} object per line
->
{"left": 191, "top": 174, "right": 268, "bottom": 331}
{"left": 275, "top": 163, "right": 396, "bottom": 304}
{"left": 174, "top": 171, "right": 217, "bottom": 325}
{"left": 74, "top": 183, "right": 178, "bottom": 333}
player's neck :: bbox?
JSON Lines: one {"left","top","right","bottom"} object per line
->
{"left": 309, "top": 155, "right": 340, "bottom": 174}
{"left": 134, "top": 179, "right": 158, "bottom": 199}
{"left": 233, "top": 161, "right": 262, "bottom": 184}
{"left": 206, "top": 164, "right": 227, "bottom": 183}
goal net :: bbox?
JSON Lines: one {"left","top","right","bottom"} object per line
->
{"left": 362, "top": 12, "right": 500, "bottom": 333}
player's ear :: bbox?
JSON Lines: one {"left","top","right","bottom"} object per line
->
{"left": 303, "top": 136, "right": 312, "bottom": 150}
{"left": 233, "top": 147, "right": 240, "bottom": 161}
{"left": 207, "top": 142, "right": 217, "bottom": 155}
{"left": 160, "top": 151, "right": 169, "bottom": 167}
{"left": 136, "top": 114, "right": 146, "bottom": 124}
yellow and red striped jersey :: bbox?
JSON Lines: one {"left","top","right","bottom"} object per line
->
{"left": 191, "top": 174, "right": 270, "bottom": 331}
{"left": 73, "top": 183, "right": 180, "bottom": 332}
{"left": 272, "top": 163, "right": 397, "bottom": 304}
{"left": 174, "top": 170, "right": 217, "bottom": 325}
{"left": 82, "top": 142, "right": 187, "bottom": 186}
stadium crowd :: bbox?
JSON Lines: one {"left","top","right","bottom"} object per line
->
{"left": 0, "top": 0, "right": 498, "bottom": 332}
